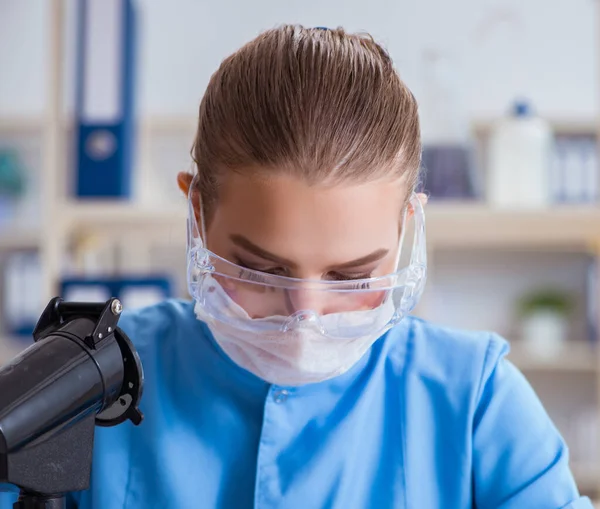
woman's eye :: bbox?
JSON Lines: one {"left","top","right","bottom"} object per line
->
{"left": 332, "top": 274, "right": 373, "bottom": 290}
{"left": 329, "top": 272, "right": 373, "bottom": 282}
{"left": 248, "top": 265, "right": 286, "bottom": 276}
{"left": 234, "top": 258, "right": 287, "bottom": 277}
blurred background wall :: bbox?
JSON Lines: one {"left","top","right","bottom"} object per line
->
{"left": 1, "top": 0, "right": 600, "bottom": 502}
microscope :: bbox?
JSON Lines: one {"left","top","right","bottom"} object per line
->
{"left": 0, "top": 297, "right": 144, "bottom": 509}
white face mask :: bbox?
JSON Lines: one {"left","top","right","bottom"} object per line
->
{"left": 194, "top": 276, "right": 395, "bottom": 386}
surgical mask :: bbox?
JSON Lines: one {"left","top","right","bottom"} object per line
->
{"left": 194, "top": 275, "right": 397, "bottom": 386}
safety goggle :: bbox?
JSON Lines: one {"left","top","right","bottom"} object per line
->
{"left": 186, "top": 177, "right": 427, "bottom": 339}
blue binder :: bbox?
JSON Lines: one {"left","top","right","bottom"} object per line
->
{"left": 74, "top": 0, "right": 137, "bottom": 198}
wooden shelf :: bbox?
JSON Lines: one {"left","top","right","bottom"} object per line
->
{"left": 426, "top": 203, "right": 600, "bottom": 249}
{"left": 473, "top": 117, "right": 598, "bottom": 135}
{"left": 507, "top": 341, "right": 598, "bottom": 373}
{"left": 0, "top": 228, "right": 40, "bottom": 250}
{"left": 62, "top": 201, "right": 187, "bottom": 234}
{"left": 0, "top": 116, "right": 44, "bottom": 133}
{"left": 572, "top": 461, "right": 600, "bottom": 493}
{"left": 50, "top": 199, "right": 600, "bottom": 250}
{"left": 142, "top": 115, "right": 197, "bottom": 132}
{"left": 0, "top": 115, "right": 197, "bottom": 134}
{"left": 4, "top": 115, "right": 595, "bottom": 137}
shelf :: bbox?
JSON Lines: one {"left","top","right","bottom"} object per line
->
{"left": 142, "top": 115, "right": 197, "bottom": 132}
{"left": 426, "top": 203, "right": 600, "bottom": 249}
{"left": 572, "top": 461, "right": 600, "bottom": 493}
{"left": 0, "top": 228, "right": 40, "bottom": 250}
{"left": 3, "top": 115, "right": 596, "bottom": 136}
{"left": 61, "top": 200, "right": 187, "bottom": 234}
{"left": 0, "top": 115, "right": 197, "bottom": 135}
{"left": 507, "top": 341, "right": 597, "bottom": 373}
{"left": 53, "top": 199, "right": 600, "bottom": 249}
{"left": 472, "top": 117, "right": 598, "bottom": 135}
{"left": 0, "top": 116, "right": 44, "bottom": 133}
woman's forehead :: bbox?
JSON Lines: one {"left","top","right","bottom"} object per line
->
{"left": 207, "top": 172, "right": 406, "bottom": 266}
{"left": 215, "top": 172, "right": 406, "bottom": 225}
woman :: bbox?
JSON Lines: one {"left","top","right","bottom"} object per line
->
{"left": 1, "top": 25, "right": 592, "bottom": 508}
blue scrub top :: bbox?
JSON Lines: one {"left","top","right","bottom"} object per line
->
{"left": 0, "top": 299, "right": 593, "bottom": 508}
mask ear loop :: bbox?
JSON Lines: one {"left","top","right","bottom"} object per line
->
{"left": 187, "top": 174, "right": 217, "bottom": 303}
{"left": 394, "top": 204, "right": 409, "bottom": 271}
{"left": 377, "top": 198, "right": 410, "bottom": 311}
{"left": 385, "top": 193, "right": 427, "bottom": 318}
{"left": 408, "top": 192, "right": 427, "bottom": 268}
{"left": 404, "top": 192, "right": 428, "bottom": 309}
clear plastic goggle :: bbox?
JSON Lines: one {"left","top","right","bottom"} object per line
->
{"left": 187, "top": 177, "right": 427, "bottom": 339}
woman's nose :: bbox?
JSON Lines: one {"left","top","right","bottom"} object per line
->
{"left": 284, "top": 288, "right": 328, "bottom": 315}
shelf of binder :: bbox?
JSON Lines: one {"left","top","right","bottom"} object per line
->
{"left": 571, "top": 462, "right": 600, "bottom": 494}
{"left": 0, "top": 232, "right": 39, "bottom": 250}
{"left": 507, "top": 341, "right": 598, "bottom": 373}
{"left": 74, "top": 0, "right": 137, "bottom": 199}
{"left": 54, "top": 200, "right": 600, "bottom": 249}
{"left": 62, "top": 200, "right": 187, "bottom": 234}
{"left": 425, "top": 204, "right": 600, "bottom": 249}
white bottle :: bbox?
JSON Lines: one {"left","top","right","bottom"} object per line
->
{"left": 487, "top": 101, "right": 553, "bottom": 209}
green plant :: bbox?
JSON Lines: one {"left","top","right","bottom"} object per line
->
{"left": 0, "top": 150, "right": 26, "bottom": 198}
{"left": 516, "top": 289, "right": 574, "bottom": 318}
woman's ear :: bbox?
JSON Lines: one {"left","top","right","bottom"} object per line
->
{"left": 177, "top": 171, "right": 193, "bottom": 197}
{"left": 177, "top": 171, "right": 202, "bottom": 224}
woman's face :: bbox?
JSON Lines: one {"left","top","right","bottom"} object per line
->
{"left": 178, "top": 171, "right": 424, "bottom": 316}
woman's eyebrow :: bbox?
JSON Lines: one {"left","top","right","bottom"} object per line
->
{"left": 230, "top": 234, "right": 388, "bottom": 271}
{"left": 230, "top": 234, "right": 297, "bottom": 267}
{"left": 328, "top": 249, "right": 389, "bottom": 270}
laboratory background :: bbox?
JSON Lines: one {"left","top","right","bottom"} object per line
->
{"left": 1, "top": 0, "right": 600, "bottom": 503}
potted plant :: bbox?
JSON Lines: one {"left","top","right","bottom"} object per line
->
{"left": 516, "top": 288, "right": 574, "bottom": 359}
{"left": 0, "top": 150, "right": 26, "bottom": 227}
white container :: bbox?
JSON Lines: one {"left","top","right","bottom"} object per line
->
{"left": 521, "top": 309, "right": 568, "bottom": 360}
{"left": 487, "top": 101, "right": 553, "bottom": 208}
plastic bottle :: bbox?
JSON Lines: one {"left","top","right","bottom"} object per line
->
{"left": 487, "top": 100, "right": 553, "bottom": 208}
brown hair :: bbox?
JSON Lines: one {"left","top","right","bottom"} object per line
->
{"left": 192, "top": 24, "right": 421, "bottom": 215}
